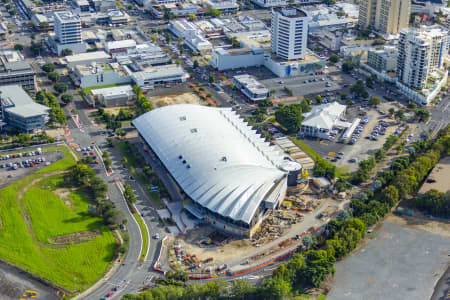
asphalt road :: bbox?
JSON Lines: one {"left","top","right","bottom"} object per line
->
{"left": 64, "top": 98, "right": 166, "bottom": 299}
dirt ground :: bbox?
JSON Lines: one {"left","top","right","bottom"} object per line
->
{"left": 152, "top": 92, "right": 204, "bottom": 108}
{"left": 419, "top": 156, "right": 450, "bottom": 194}
{"left": 174, "top": 227, "right": 254, "bottom": 264}
{"left": 387, "top": 214, "right": 450, "bottom": 238}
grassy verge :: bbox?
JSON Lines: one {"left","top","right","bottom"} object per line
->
{"left": 0, "top": 146, "right": 115, "bottom": 291}
{"left": 117, "top": 141, "right": 142, "bottom": 168}
{"left": 133, "top": 212, "right": 149, "bottom": 261}
{"left": 290, "top": 137, "right": 321, "bottom": 161}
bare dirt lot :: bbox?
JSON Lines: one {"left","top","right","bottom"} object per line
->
{"left": 151, "top": 92, "right": 204, "bottom": 107}
{"left": 419, "top": 156, "right": 450, "bottom": 194}
{"left": 328, "top": 215, "right": 450, "bottom": 300}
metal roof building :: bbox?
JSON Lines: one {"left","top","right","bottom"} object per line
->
{"left": 133, "top": 104, "right": 290, "bottom": 236}
{"left": 0, "top": 85, "right": 49, "bottom": 131}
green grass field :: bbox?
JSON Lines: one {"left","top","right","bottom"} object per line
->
{"left": 0, "top": 146, "right": 115, "bottom": 291}
{"left": 133, "top": 213, "right": 149, "bottom": 261}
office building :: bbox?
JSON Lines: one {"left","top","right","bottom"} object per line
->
{"left": 367, "top": 46, "right": 397, "bottom": 72}
{"left": 358, "top": 0, "right": 410, "bottom": 34}
{"left": 271, "top": 7, "right": 309, "bottom": 60}
{"left": 0, "top": 85, "right": 49, "bottom": 131}
{"left": 53, "top": 11, "right": 86, "bottom": 55}
{"left": 397, "top": 26, "right": 448, "bottom": 91}
{"left": 0, "top": 51, "right": 35, "bottom": 92}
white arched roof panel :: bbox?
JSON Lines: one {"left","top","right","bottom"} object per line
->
{"left": 132, "top": 104, "right": 287, "bottom": 224}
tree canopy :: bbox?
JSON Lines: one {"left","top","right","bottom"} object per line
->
{"left": 275, "top": 104, "right": 303, "bottom": 133}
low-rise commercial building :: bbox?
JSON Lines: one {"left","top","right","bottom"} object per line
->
{"left": 366, "top": 46, "right": 397, "bottom": 72}
{"left": 130, "top": 64, "right": 189, "bottom": 88}
{"left": 88, "top": 85, "right": 135, "bottom": 107}
{"left": 71, "top": 62, "right": 132, "bottom": 88}
{"left": 63, "top": 51, "right": 111, "bottom": 68}
{"left": 203, "top": 0, "right": 239, "bottom": 14}
{"left": 232, "top": 74, "right": 269, "bottom": 101}
{"left": 105, "top": 39, "right": 137, "bottom": 57}
{"left": 211, "top": 47, "right": 266, "bottom": 71}
{"left": 0, "top": 85, "right": 49, "bottom": 131}
{"left": 299, "top": 102, "right": 349, "bottom": 139}
{"left": 0, "top": 51, "right": 35, "bottom": 91}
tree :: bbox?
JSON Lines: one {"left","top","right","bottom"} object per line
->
{"left": 30, "top": 41, "right": 43, "bottom": 56}
{"left": 380, "top": 185, "right": 399, "bottom": 207}
{"left": 165, "top": 33, "right": 171, "bottom": 43}
{"left": 394, "top": 109, "right": 405, "bottom": 121}
{"left": 350, "top": 80, "right": 369, "bottom": 99}
{"left": 258, "top": 98, "right": 273, "bottom": 108}
{"left": 274, "top": 103, "right": 303, "bottom": 133}
{"left": 329, "top": 54, "right": 340, "bottom": 63}
{"left": 261, "top": 277, "right": 292, "bottom": 300}
{"left": 388, "top": 107, "right": 395, "bottom": 116}
{"left": 54, "top": 82, "right": 68, "bottom": 94}
{"left": 230, "top": 279, "right": 255, "bottom": 299}
{"left": 14, "top": 44, "right": 24, "bottom": 51}
{"left": 61, "top": 48, "right": 73, "bottom": 56}
{"left": 193, "top": 60, "right": 199, "bottom": 69}
{"left": 342, "top": 60, "right": 354, "bottom": 73}
{"left": 209, "top": 74, "right": 215, "bottom": 83}
{"left": 206, "top": 8, "right": 221, "bottom": 17}
{"left": 48, "top": 71, "right": 60, "bottom": 82}
{"left": 61, "top": 94, "right": 73, "bottom": 104}
{"left": 39, "top": 21, "right": 49, "bottom": 31}
{"left": 368, "top": 96, "right": 381, "bottom": 106}
{"left": 188, "top": 14, "right": 196, "bottom": 21}
{"left": 42, "top": 62, "right": 55, "bottom": 73}
{"left": 415, "top": 109, "right": 430, "bottom": 122}
{"left": 71, "top": 164, "right": 95, "bottom": 186}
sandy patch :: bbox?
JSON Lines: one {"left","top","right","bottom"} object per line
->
{"left": 386, "top": 214, "right": 450, "bottom": 238}
{"left": 419, "top": 156, "right": 450, "bottom": 194}
{"left": 153, "top": 92, "right": 204, "bottom": 108}
{"left": 49, "top": 229, "right": 101, "bottom": 245}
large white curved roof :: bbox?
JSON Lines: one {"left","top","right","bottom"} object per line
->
{"left": 132, "top": 104, "right": 287, "bottom": 224}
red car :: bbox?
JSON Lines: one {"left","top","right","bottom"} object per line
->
{"left": 90, "top": 151, "right": 94, "bottom": 155}
{"left": 107, "top": 291, "right": 114, "bottom": 297}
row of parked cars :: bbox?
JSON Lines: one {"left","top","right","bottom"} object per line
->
{"left": 348, "top": 116, "right": 369, "bottom": 145}
{"left": 367, "top": 120, "right": 389, "bottom": 141}
{"left": 0, "top": 148, "right": 42, "bottom": 160}
{"left": 1, "top": 157, "right": 48, "bottom": 170}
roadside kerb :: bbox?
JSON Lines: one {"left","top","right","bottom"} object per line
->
{"left": 153, "top": 235, "right": 169, "bottom": 274}
{"left": 115, "top": 178, "right": 143, "bottom": 263}
{"left": 94, "top": 145, "right": 113, "bottom": 176}
{"left": 116, "top": 178, "right": 150, "bottom": 262}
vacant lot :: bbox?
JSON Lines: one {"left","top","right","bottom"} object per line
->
{"left": 419, "top": 156, "right": 450, "bottom": 194}
{"left": 0, "top": 146, "right": 115, "bottom": 292}
{"left": 328, "top": 216, "right": 450, "bottom": 300}
{"left": 152, "top": 92, "right": 203, "bottom": 107}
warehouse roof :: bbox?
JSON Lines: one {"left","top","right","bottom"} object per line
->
{"left": 132, "top": 105, "right": 287, "bottom": 224}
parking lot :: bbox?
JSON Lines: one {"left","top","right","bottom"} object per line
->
{"left": 0, "top": 149, "right": 64, "bottom": 189}
{"left": 301, "top": 107, "right": 400, "bottom": 172}
{"left": 261, "top": 73, "right": 340, "bottom": 98}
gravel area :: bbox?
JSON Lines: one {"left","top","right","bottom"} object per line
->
{"left": 328, "top": 218, "right": 450, "bottom": 300}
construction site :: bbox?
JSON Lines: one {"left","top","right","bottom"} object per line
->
{"left": 160, "top": 178, "right": 348, "bottom": 277}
